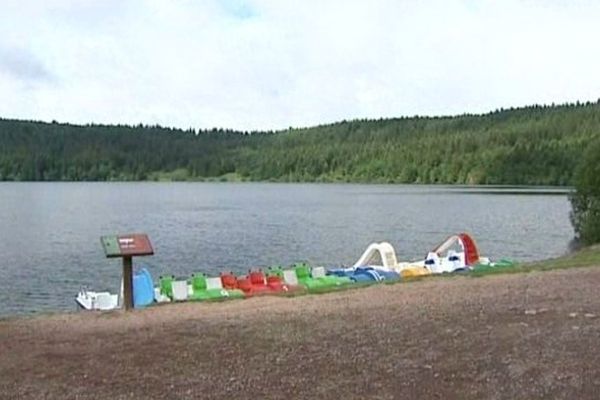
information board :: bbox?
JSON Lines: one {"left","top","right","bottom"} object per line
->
{"left": 101, "top": 234, "right": 154, "bottom": 258}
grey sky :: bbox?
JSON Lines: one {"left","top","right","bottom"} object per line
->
{"left": 1, "top": 0, "right": 599, "bottom": 130}
{"left": 0, "top": 47, "right": 54, "bottom": 83}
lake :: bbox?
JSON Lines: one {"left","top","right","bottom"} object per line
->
{"left": 0, "top": 182, "right": 573, "bottom": 317}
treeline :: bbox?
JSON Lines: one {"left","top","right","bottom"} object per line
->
{"left": 1, "top": 101, "right": 600, "bottom": 185}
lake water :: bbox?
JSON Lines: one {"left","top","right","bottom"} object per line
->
{"left": 0, "top": 182, "right": 573, "bottom": 317}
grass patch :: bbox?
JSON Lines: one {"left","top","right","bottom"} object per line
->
{"left": 469, "top": 245, "right": 600, "bottom": 277}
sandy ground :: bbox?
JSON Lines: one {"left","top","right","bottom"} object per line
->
{"left": 1, "top": 267, "right": 600, "bottom": 400}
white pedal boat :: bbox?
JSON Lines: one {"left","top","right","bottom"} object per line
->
{"left": 75, "top": 288, "right": 119, "bottom": 311}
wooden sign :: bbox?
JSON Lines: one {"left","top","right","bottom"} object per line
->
{"left": 100, "top": 233, "right": 154, "bottom": 311}
{"left": 101, "top": 234, "right": 154, "bottom": 258}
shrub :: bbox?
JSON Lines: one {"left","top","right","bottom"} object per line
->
{"left": 570, "top": 140, "right": 600, "bottom": 245}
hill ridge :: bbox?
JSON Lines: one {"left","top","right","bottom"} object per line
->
{"left": 1, "top": 101, "right": 599, "bottom": 184}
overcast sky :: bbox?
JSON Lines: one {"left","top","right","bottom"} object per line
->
{"left": 1, "top": 0, "right": 599, "bottom": 131}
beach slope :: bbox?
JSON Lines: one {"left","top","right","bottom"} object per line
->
{"left": 1, "top": 267, "right": 600, "bottom": 399}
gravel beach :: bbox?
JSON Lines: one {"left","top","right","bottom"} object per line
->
{"left": 1, "top": 267, "right": 600, "bottom": 399}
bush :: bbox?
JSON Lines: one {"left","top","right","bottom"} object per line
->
{"left": 570, "top": 140, "right": 600, "bottom": 245}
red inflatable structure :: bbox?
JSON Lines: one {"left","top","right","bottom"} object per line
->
{"left": 431, "top": 232, "right": 480, "bottom": 266}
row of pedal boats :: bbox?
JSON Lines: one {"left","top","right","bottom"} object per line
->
{"left": 76, "top": 233, "right": 515, "bottom": 311}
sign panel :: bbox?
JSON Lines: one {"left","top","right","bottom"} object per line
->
{"left": 101, "top": 234, "right": 154, "bottom": 258}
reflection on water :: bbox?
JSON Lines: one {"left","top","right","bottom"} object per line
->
{"left": 0, "top": 182, "right": 573, "bottom": 316}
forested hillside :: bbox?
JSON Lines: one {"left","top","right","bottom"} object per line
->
{"left": 1, "top": 101, "right": 599, "bottom": 185}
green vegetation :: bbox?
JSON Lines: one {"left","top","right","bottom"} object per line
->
{"left": 1, "top": 101, "right": 599, "bottom": 184}
{"left": 569, "top": 140, "right": 600, "bottom": 245}
{"left": 469, "top": 245, "right": 600, "bottom": 277}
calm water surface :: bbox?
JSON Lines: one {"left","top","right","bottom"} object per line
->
{"left": 0, "top": 182, "right": 573, "bottom": 316}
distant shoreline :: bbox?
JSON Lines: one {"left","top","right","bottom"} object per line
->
{"left": 0, "top": 180, "right": 574, "bottom": 196}
{"left": 0, "top": 179, "right": 574, "bottom": 189}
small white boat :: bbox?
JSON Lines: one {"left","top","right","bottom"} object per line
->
{"left": 424, "top": 233, "right": 483, "bottom": 273}
{"left": 75, "top": 288, "right": 119, "bottom": 311}
{"left": 74, "top": 267, "right": 158, "bottom": 311}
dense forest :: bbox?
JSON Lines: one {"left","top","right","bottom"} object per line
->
{"left": 1, "top": 101, "right": 599, "bottom": 185}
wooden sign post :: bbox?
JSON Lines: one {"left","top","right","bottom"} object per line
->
{"left": 100, "top": 234, "right": 154, "bottom": 311}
